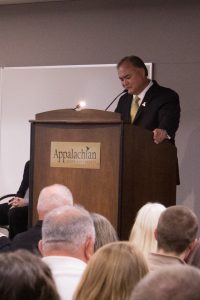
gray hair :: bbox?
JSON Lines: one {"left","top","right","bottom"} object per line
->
{"left": 42, "top": 205, "right": 95, "bottom": 253}
{"left": 37, "top": 184, "right": 73, "bottom": 217}
{"left": 91, "top": 212, "right": 118, "bottom": 251}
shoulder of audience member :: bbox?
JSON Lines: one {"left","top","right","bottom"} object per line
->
{"left": 0, "top": 235, "right": 11, "bottom": 252}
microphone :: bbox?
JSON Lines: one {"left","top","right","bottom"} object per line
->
{"left": 105, "top": 89, "right": 127, "bottom": 111}
{"left": 73, "top": 101, "right": 86, "bottom": 111}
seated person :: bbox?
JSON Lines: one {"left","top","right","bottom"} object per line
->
{"left": 73, "top": 241, "right": 149, "bottom": 300}
{"left": 0, "top": 160, "right": 29, "bottom": 239}
{"left": 0, "top": 249, "right": 60, "bottom": 300}
{"left": 147, "top": 205, "right": 198, "bottom": 271}
{"left": 11, "top": 183, "right": 73, "bottom": 254}
{"left": 90, "top": 212, "right": 118, "bottom": 251}
{"left": 129, "top": 202, "right": 166, "bottom": 258}
{"left": 39, "top": 205, "right": 95, "bottom": 300}
{"left": 130, "top": 265, "right": 200, "bottom": 300}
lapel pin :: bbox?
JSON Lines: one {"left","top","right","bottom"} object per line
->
{"left": 142, "top": 102, "right": 146, "bottom": 107}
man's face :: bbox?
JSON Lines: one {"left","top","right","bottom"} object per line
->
{"left": 118, "top": 62, "right": 149, "bottom": 95}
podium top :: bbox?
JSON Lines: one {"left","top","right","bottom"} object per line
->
{"left": 33, "top": 109, "right": 122, "bottom": 124}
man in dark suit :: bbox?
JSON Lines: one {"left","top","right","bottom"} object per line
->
{"left": 11, "top": 184, "right": 73, "bottom": 255}
{"left": 115, "top": 56, "right": 180, "bottom": 144}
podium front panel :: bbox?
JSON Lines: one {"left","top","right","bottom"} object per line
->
{"left": 30, "top": 121, "right": 122, "bottom": 232}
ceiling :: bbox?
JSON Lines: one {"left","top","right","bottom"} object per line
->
{"left": 0, "top": 0, "right": 63, "bottom": 4}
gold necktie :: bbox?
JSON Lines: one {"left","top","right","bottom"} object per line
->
{"left": 130, "top": 95, "right": 140, "bottom": 123}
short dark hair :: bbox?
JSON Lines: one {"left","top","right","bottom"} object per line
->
{"left": 130, "top": 265, "right": 200, "bottom": 300}
{"left": 117, "top": 55, "right": 148, "bottom": 77}
{"left": 0, "top": 249, "right": 60, "bottom": 300}
{"left": 157, "top": 205, "right": 198, "bottom": 254}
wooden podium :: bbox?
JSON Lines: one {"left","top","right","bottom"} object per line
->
{"left": 29, "top": 109, "right": 177, "bottom": 239}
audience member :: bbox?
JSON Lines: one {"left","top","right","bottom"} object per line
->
{"left": 91, "top": 212, "right": 118, "bottom": 251}
{"left": 39, "top": 205, "right": 95, "bottom": 300}
{"left": 129, "top": 202, "right": 166, "bottom": 258}
{"left": 0, "top": 160, "right": 29, "bottom": 239}
{"left": 130, "top": 265, "right": 200, "bottom": 300}
{"left": 148, "top": 205, "right": 198, "bottom": 271}
{"left": 0, "top": 249, "right": 60, "bottom": 300}
{"left": 73, "top": 241, "right": 148, "bottom": 300}
{"left": 11, "top": 183, "right": 73, "bottom": 254}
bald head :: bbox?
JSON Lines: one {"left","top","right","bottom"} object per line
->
{"left": 130, "top": 265, "right": 200, "bottom": 300}
{"left": 37, "top": 184, "right": 73, "bottom": 220}
{"left": 40, "top": 205, "right": 95, "bottom": 261}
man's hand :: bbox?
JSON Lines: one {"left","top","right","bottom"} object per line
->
{"left": 9, "top": 197, "right": 27, "bottom": 209}
{"left": 153, "top": 128, "right": 168, "bottom": 144}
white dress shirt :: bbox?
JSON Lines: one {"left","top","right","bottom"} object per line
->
{"left": 42, "top": 256, "right": 86, "bottom": 300}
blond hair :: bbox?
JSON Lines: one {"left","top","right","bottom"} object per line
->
{"left": 73, "top": 241, "right": 148, "bottom": 300}
{"left": 129, "top": 203, "right": 166, "bottom": 257}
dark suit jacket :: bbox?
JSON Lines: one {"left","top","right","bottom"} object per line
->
{"left": 0, "top": 236, "right": 11, "bottom": 252}
{"left": 115, "top": 80, "right": 180, "bottom": 142}
{"left": 11, "top": 220, "right": 42, "bottom": 255}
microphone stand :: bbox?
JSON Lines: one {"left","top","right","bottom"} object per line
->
{"left": 105, "top": 89, "right": 127, "bottom": 111}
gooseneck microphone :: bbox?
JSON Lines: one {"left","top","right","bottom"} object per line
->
{"left": 105, "top": 89, "right": 127, "bottom": 111}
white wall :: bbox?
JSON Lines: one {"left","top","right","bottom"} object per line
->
{"left": 0, "top": 64, "right": 123, "bottom": 194}
{"left": 0, "top": 62, "right": 153, "bottom": 194}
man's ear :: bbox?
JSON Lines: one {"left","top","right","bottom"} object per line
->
{"left": 38, "top": 239, "right": 44, "bottom": 256}
{"left": 84, "top": 237, "right": 94, "bottom": 262}
{"left": 184, "top": 238, "right": 199, "bottom": 262}
{"left": 188, "top": 239, "right": 198, "bottom": 251}
{"left": 154, "top": 228, "right": 158, "bottom": 241}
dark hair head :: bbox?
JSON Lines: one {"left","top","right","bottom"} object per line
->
{"left": 157, "top": 205, "right": 198, "bottom": 254}
{"left": 117, "top": 56, "right": 148, "bottom": 77}
{"left": 0, "top": 249, "right": 60, "bottom": 300}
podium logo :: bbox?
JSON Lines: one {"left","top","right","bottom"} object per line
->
{"left": 51, "top": 141, "right": 101, "bottom": 169}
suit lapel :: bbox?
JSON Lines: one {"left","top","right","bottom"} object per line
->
{"left": 133, "top": 81, "right": 158, "bottom": 123}
{"left": 125, "top": 94, "right": 133, "bottom": 122}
